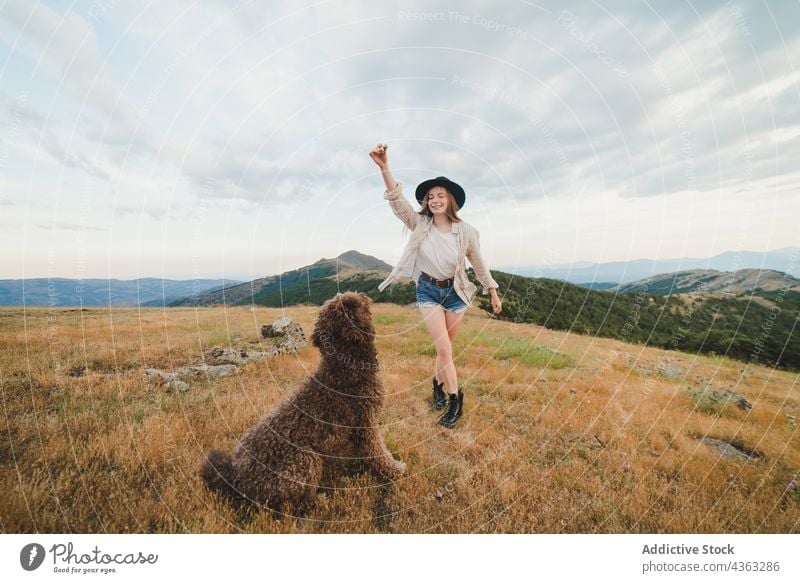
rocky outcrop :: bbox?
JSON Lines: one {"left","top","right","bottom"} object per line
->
{"left": 144, "top": 316, "right": 306, "bottom": 391}
{"left": 205, "top": 347, "right": 275, "bottom": 366}
{"left": 144, "top": 364, "right": 239, "bottom": 383}
{"left": 622, "top": 355, "right": 685, "bottom": 380}
{"left": 688, "top": 387, "right": 753, "bottom": 411}
{"left": 698, "top": 437, "right": 759, "bottom": 461}
{"left": 260, "top": 316, "right": 307, "bottom": 354}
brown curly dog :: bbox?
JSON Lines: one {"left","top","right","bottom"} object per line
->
{"left": 200, "top": 291, "right": 406, "bottom": 513}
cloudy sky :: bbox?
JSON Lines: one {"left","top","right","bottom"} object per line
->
{"left": 1, "top": 0, "right": 798, "bottom": 280}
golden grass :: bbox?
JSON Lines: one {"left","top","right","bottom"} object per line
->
{"left": 1, "top": 305, "right": 798, "bottom": 533}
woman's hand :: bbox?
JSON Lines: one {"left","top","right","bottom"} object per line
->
{"left": 489, "top": 289, "right": 502, "bottom": 315}
{"left": 369, "top": 143, "right": 389, "bottom": 169}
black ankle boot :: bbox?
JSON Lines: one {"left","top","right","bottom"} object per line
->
{"left": 430, "top": 377, "right": 447, "bottom": 410}
{"left": 438, "top": 389, "right": 463, "bottom": 428}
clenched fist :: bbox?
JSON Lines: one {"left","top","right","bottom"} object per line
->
{"left": 369, "top": 143, "right": 389, "bottom": 169}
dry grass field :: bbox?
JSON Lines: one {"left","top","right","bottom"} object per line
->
{"left": 1, "top": 304, "right": 798, "bottom": 533}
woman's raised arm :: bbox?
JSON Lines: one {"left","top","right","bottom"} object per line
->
{"left": 369, "top": 143, "right": 397, "bottom": 191}
{"left": 369, "top": 143, "right": 419, "bottom": 231}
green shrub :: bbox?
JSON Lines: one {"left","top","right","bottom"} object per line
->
{"left": 490, "top": 338, "right": 574, "bottom": 369}
{"left": 687, "top": 387, "right": 740, "bottom": 417}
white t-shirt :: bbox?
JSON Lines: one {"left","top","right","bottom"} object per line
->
{"left": 416, "top": 225, "right": 459, "bottom": 280}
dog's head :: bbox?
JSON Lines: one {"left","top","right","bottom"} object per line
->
{"left": 311, "top": 291, "right": 376, "bottom": 356}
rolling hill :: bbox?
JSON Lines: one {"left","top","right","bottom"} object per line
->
{"left": 615, "top": 268, "right": 800, "bottom": 295}
{"left": 165, "top": 250, "right": 800, "bottom": 371}
{"left": 169, "top": 250, "right": 414, "bottom": 307}
{"left": 491, "top": 270, "right": 800, "bottom": 371}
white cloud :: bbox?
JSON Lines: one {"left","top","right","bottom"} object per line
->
{"left": 1, "top": 0, "right": 798, "bottom": 277}
{"left": 0, "top": 0, "right": 152, "bottom": 154}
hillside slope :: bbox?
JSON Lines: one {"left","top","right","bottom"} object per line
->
{"left": 171, "top": 250, "right": 398, "bottom": 307}
{"left": 1, "top": 304, "right": 797, "bottom": 533}
{"left": 167, "top": 255, "right": 800, "bottom": 372}
{"left": 490, "top": 270, "right": 800, "bottom": 371}
{"left": 616, "top": 269, "right": 800, "bottom": 295}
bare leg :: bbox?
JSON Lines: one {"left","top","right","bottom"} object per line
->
{"left": 419, "top": 306, "right": 458, "bottom": 395}
{"left": 444, "top": 309, "right": 466, "bottom": 343}
{"left": 432, "top": 310, "right": 464, "bottom": 386}
{"left": 445, "top": 310, "right": 466, "bottom": 396}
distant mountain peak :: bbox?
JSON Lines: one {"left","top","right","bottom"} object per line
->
{"left": 311, "top": 250, "right": 392, "bottom": 272}
{"left": 171, "top": 250, "right": 394, "bottom": 306}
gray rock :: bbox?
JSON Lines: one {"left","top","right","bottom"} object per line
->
{"left": 260, "top": 316, "right": 307, "bottom": 353}
{"left": 243, "top": 350, "right": 277, "bottom": 360}
{"left": 689, "top": 387, "right": 752, "bottom": 411}
{"left": 144, "top": 368, "right": 179, "bottom": 382}
{"left": 628, "top": 357, "right": 685, "bottom": 380}
{"left": 657, "top": 360, "right": 683, "bottom": 379}
{"left": 164, "top": 379, "right": 189, "bottom": 393}
{"left": 144, "top": 363, "right": 239, "bottom": 386}
{"left": 179, "top": 364, "right": 239, "bottom": 378}
{"left": 205, "top": 346, "right": 285, "bottom": 365}
{"left": 699, "top": 437, "right": 758, "bottom": 461}
{"left": 261, "top": 316, "right": 294, "bottom": 337}
{"left": 206, "top": 347, "right": 245, "bottom": 365}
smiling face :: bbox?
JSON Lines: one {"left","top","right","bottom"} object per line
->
{"left": 425, "top": 186, "right": 451, "bottom": 216}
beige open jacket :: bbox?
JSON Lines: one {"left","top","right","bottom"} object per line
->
{"left": 377, "top": 181, "right": 499, "bottom": 307}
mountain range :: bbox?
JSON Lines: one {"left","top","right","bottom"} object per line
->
{"left": 2, "top": 249, "right": 798, "bottom": 370}
{"left": 616, "top": 268, "right": 800, "bottom": 295}
{"left": 166, "top": 250, "right": 800, "bottom": 371}
{"left": 504, "top": 246, "right": 800, "bottom": 284}
{"left": 0, "top": 278, "right": 239, "bottom": 307}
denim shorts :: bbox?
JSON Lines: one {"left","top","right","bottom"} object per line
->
{"left": 416, "top": 276, "right": 469, "bottom": 313}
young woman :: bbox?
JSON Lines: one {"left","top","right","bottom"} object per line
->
{"left": 369, "top": 143, "right": 502, "bottom": 428}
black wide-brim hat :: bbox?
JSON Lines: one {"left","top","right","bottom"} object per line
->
{"left": 415, "top": 176, "right": 466, "bottom": 210}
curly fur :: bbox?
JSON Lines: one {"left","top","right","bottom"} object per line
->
{"left": 200, "top": 291, "right": 406, "bottom": 512}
